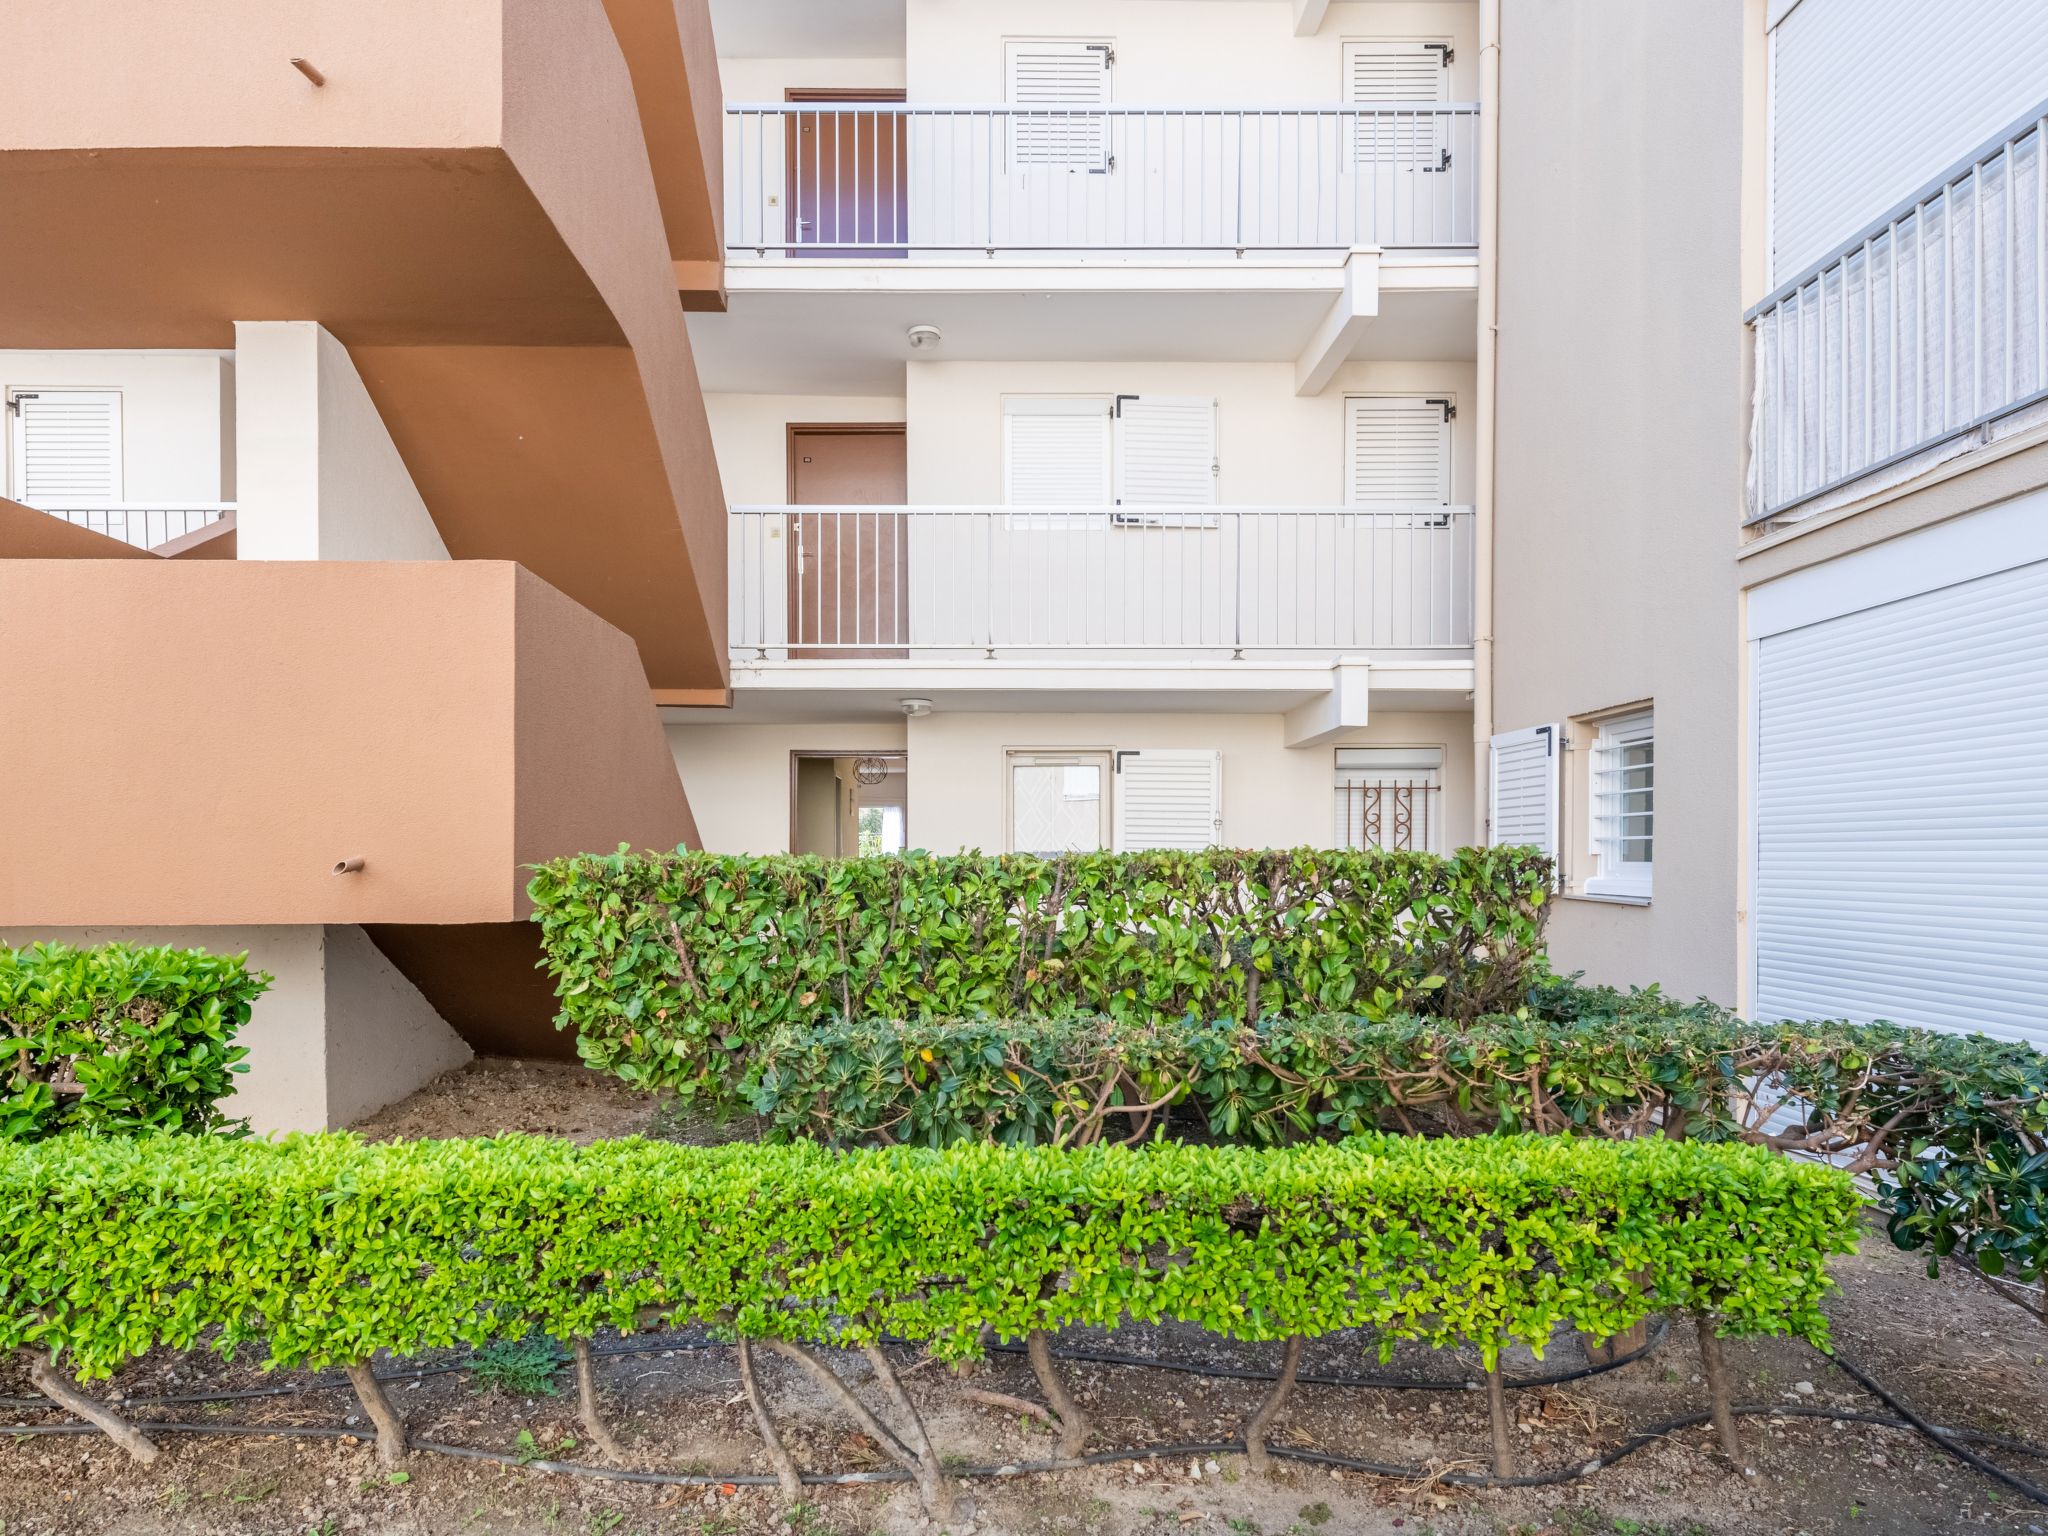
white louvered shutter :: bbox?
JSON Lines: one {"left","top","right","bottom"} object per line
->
{"left": 1343, "top": 39, "right": 1449, "bottom": 162}
{"left": 1006, "top": 39, "right": 1111, "bottom": 170}
{"left": 1488, "top": 725, "right": 1558, "bottom": 859}
{"left": 1114, "top": 395, "right": 1216, "bottom": 520}
{"left": 1004, "top": 397, "right": 1112, "bottom": 505}
{"left": 1114, "top": 750, "right": 1222, "bottom": 851}
{"left": 1769, "top": 0, "right": 2048, "bottom": 281}
{"left": 1346, "top": 396, "right": 1450, "bottom": 504}
{"left": 1754, "top": 557, "right": 2048, "bottom": 1049}
{"left": 8, "top": 390, "right": 122, "bottom": 504}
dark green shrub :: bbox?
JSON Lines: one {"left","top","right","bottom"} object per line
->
{"left": 0, "top": 1130, "right": 1857, "bottom": 1377}
{"left": 0, "top": 942, "right": 267, "bottom": 1140}
{"left": 527, "top": 845, "right": 1554, "bottom": 1100}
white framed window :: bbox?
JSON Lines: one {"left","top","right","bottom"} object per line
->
{"left": 1005, "top": 39, "right": 1112, "bottom": 171}
{"left": 1334, "top": 747, "right": 1443, "bottom": 853}
{"left": 6, "top": 388, "right": 123, "bottom": 505}
{"left": 1009, "top": 750, "right": 1111, "bottom": 854}
{"left": 1345, "top": 394, "right": 1452, "bottom": 507}
{"left": 1586, "top": 710, "right": 1654, "bottom": 899}
{"left": 1002, "top": 394, "right": 1215, "bottom": 527}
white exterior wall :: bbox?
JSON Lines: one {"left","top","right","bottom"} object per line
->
{"left": 234, "top": 321, "right": 449, "bottom": 563}
{"left": 0, "top": 349, "right": 233, "bottom": 502}
{"left": 720, "top": 57, "right": 907, "bottom": 100}
{"left": 705, "top": 393, "right": 906, "bottom": 502}
{"left": 0, "top": 924, "right": 470, "bottom": 1135}
{"left": 671, "top": 711, "right": 1473, "bottom": 855}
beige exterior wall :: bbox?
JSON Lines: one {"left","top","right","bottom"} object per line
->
{"left": 719, "top": 58, "right": 907, "bottom": 99}
{"left": 1491, "top": 0, "right": 1747, "bottom": 1002}
{"left": 0, "top": 349, "right": 233, "bottom": 503}
{"left": 904, "top": 359, "right": 1476, "bottom": 506}
{"left": 669, "top": 720, "right": 910, "bottom": 853}
{"left": 704, "top": 393, "right": 907, "bottom": 503}
{"left": 0, "top": 923, "right": 469, "bottom": 1135}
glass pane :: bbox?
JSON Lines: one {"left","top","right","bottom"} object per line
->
{"left": 1014, "top": 764, "right": 1104, "bottom": 854}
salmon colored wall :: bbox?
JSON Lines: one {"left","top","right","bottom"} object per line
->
{"left": 0, "top": 0, "right": 729, "bottom": 691}
{"left": 0, "top": 499, "right": 154, "bottom": 559}
{"left": 0, "top": 561, "right": 694, "bottom": 928}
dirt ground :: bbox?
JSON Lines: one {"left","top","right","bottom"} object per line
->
{"left": 2, "top": 1057, "right": 2043, "bottom": 1536}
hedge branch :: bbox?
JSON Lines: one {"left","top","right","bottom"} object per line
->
{"left": 861, "top": 1342, "right": 960, "bottom": 1519}
{"left": 1025, "top": 1328, "right": 1093, "bottom": 1459}
{"left": 1243, "top": 1334, "right": 1304, "bottom": 1475}
{"left": 1484, "top": 1365, "right": 1515, "bottom": 1480}
{"left": 1693, "top": 1314, "right": 1756, "bottom": 1479}
{"left": 25, "top": 1350, "right": 160, "bottom": 1466}
{"left": 572, "top": 1339, "right": 625, "bottom": 1462}
{"left": 756, "top": 1339, "right": 918, "bottom": 1472}
{"left": 736, "top": 1338, "right": 804, "bottom": 1503}
{"left": 344, "top": 1360, "right": 408, "bottom": 1468}
{"left": 960, "top": 1385, "right": 1059, "bottom": 1429}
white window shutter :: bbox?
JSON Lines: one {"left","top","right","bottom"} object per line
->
{"left": 1343, "top": 39, "right": 1449, "bottom": 163}
{"left": 1006, "top": 39, "right": 1111, "bottom": 169}
{"left": 1113, "top": 749, "right": 1222, "bottom": 851}
{"left": 1346, "top": 396, "right": 1451, "bottom": 504}
{"left": 8, "top": 389, "right": 122, "bottom": 504}
{"left": 1114, "top": 395, "right": 1217, "bottom": 508}
{"left": 1003, "top": 397, "right": 1112, "bottom": 505}
{"left": 1488, "top": 725, "right": 1559, "bottom": 858}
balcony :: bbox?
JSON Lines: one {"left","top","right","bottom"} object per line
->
{"left": 727, "top": 503, "right": 1474, "bottom": 666}
{"left": 19, "top": 501, "right": 233, "bottom": 551}
{"left": 723, "top": 104, "right": 1480, "bottom": 258}
{"left": 1747, "top": 101, "right": 2048, "bottom": 523}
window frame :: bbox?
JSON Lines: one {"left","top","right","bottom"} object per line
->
{"left": 1005, "top": 749, "right": 1113, "bottom": 854}
{"left": 1584, "top": 709, "right": 1655, "bottom": 900}
{"left": 1333, "top": 745, "right": 1445, "bottom": 854}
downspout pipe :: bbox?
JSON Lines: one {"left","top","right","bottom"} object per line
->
{"left": 1472, "top": 0, "right": 1501, "bottom": 840}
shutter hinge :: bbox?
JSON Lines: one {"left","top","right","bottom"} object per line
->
{"left": 1087, "top": 44, "right": 1114, "bottom": 66}
{"left": 1114, "top": 750, "right": 1137, "bottom": 774}
{"left": 1424, "top": 42, "right": 1453, "bottom": 65}
{"left": 1112, "top": 393, "right": 1138, "bottom": 418}
{"left": 3, "top": 392, "right": 33, "bottom": 415}
{"left": 1426, "top": 397, "right": 1456, "bottom": 422}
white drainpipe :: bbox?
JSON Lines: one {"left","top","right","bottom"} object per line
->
{"left": 1472, "top": 0, "right": 1501, "bottom": 841}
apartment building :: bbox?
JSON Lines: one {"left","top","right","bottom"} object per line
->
{"left": 0, "top": 0, "right": 733, "bottom": 1128}
{"left": 1496, "top": 0, "right": 2048, "bottom": 1050}
{"left": 671, "top": 0, "right": 1493, "bottom": 866}
{"left": 6, "top": 0, "right": 2041, "bottom": 1129}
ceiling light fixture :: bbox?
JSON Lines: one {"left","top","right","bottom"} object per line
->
{"left": 899, "top": 697, "right": 934, "bottom": 717}
{"left": 906, "top": 323, "right": 942, "bottom": 351}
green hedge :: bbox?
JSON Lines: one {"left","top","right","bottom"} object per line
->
{"left": 737, "top": 994, "right": 2046, "bottom": 1287}
{"left": 527, "top": 846, "right": 1555, "bottom": 1099}
{"left": 0, "top": 942, "right": 266, "bottom": 1141}
{"left": 0, "top": 1131, "right": 1856, "bottom": 1377}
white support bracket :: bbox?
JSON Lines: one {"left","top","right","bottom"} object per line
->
{"left": 1293, "top": 248, "right": 1379, "bottom": 396}
{"left": 1292, "top": 0, "right": 1333, "bottom": 37}
{"left": 1283, "top": 657, "right": 1372, "bottom": 748}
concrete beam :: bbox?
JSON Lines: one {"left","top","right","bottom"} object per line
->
{"left": 1294, "top": 248, "right": 1379, "bottom": 396}
{"left": 1284, "top": 658, "right": 1373, "bottom": 748}
{"left": 1292, "top": 0, "right": 1333, "bottom": 37}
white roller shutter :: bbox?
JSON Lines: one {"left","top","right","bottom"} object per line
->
{"left": 1346, "top": 396, "right": 1451, "bottom": 504}
{"left": 1114, "top": 395, "right": 1216, "bottom": 515}
{"left": 1488, "top": 725, "right": 1558, "bottom": 858}
{"left": 1754, "top": 556, "right": 2048, "bottom": 1049}
{"left": 1114, "top": 749, "right": 1221, "bottom": 851}
{"left": 7, "top": 389, "right": 122, "bottom": 504}
{"left": 1769, "top": 0, "right": 2048, "bottom": 280}
{"left": 1003, "top": 397, "right": 1112, "bottom": 505}
{"left": 1006, "top": 39, "right": 1111, "bottom": 170}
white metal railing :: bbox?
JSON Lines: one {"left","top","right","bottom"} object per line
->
{"left": 1747, "top": 102, "right": 2048, "bottom": 521}
{"left": 728, "top": 504, "right": 1474, "bottom": 660}
{"left": 19, "top": 501, "right": 234, "bottom": 550}
{"left": 725, "top": 104, "right": 1480, "bottom": 256}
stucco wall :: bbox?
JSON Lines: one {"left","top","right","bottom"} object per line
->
{"left": 1491, "top": 0, "right": 1746, "bottom": 1003}
{"left": 0, "top": 923, "right": 469, "bottom": 1134}
{"left": 904, "top": 359, "right": 1476, "bottom": 505}
{"left": 719, "top": 58, "right": 907, "bottom": 99}
{"left": 704, "top": 393, "right": 907, "bottom": 503}
{"left": 904, "top": 0, "right": 1479, "bottom": 103}
{"left": 669, "top": 720, "right": 910, "bottom": 853}
{"left": 235, "top": 322, "right": 449, "bottom": 562}
{"left": 0, "top": 349, "right": 233, "bottom": 503}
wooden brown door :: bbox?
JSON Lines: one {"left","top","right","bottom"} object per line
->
{"left": 785, "top": 89, "right": 908, "bottom": 258}
{"left": 789, "top": 426, "right": 908, "bottom": 659}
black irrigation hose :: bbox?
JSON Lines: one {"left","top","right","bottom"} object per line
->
{"left": 1822, "top": 1347, "right": 2048, "bottom": 1509}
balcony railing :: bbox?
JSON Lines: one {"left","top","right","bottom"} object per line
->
{"left": 20, "top": 501, "right": 234, "bottom": 550}
{"left": 1747, "top": 101, "right": 2048, "bottom": 521}
{"left": 728, "top": 504, "right": 1474, "bottom": 661}
{"left": 725, "top": 104, "right": 1480, "bottom": 256}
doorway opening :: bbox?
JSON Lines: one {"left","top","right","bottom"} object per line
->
{"left": 785, "top": 87, "right": 908, "bottom": 258}
{"left": 790, "top": 750, "right": 908, "bottom": 858}
{"left": 788, "top": 423, "right": 909, "bottom": 659}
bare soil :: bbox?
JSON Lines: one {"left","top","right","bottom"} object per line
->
{"left": 1, "top": 1057, "right": 2042, "bottom": 1536}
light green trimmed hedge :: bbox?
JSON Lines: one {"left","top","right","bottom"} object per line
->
{"left": 527, "top": 845, "right": 1555, "bottom": 1099}
{"left": 0, "top": 942, "right": 266, "bottom": 1141}
{"left": 0, "top": 1131, "right": 1857, "bottom": 1378}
